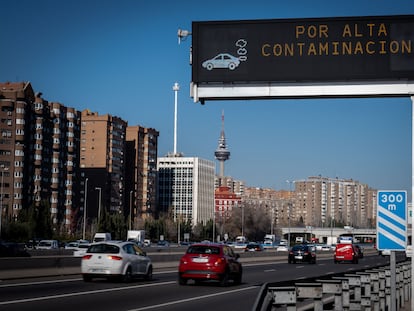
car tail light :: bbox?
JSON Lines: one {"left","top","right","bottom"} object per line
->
{"left": 107, "top": 255, "right": 123, "bottom": 261}
{"left": 82, "top": 254, "right": 92, "bottom": 260}
{"left": 214, "top": 257, "right": 225, "bottom": 266}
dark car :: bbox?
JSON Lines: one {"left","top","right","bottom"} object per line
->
{"left": 178, "top": 243, "right": 242, "bottom": 286}
{"left": 244, "top": 242, "right": 264, "bottom": 252}
{"left": 354, "top": 245, "right": 364, "bottom": 258}
{"left": 0, "top": 242, "right": 30, "bottom": 257}
{"left": 288, "top": 244, "right": 316, "bottom": 264}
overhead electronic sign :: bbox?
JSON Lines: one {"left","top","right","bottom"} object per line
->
{"left": 192, "top": 15, "right": 414, "bottom": 84}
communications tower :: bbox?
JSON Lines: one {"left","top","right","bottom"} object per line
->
{"left": 214, "top": 111, "right": 230, "bottom": 177}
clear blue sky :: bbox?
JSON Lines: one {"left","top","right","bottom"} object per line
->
{"left": 1, "top": 0, "right": 413, "bottom": 198}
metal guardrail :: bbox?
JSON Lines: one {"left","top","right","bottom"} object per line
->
{"left": 252, "top": 261, "right": 411, "bottom": 311}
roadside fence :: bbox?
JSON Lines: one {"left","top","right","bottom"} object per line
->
{"left": 252, "top": 260, "right": 411, "bottom": 310}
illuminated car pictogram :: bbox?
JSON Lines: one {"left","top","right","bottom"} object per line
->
{"left": 202, "top": 53, "right": 240, "bottom": 71}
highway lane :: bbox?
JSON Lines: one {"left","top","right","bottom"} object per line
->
{"left": 0, "top": 253, "right": 399, "bottom": 311}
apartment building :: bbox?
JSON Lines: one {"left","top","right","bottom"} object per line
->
{"left": 80, "top": 110, "right": 127, "bottom": 226}
{"left": 126, "top": 126, "right": 159, "bottom": 226}
{"left": 157, "top": 155, "right": 215, "bottom": 226}
{"left": 0, "top": 82, "right": 81, "bottom": 232}
{"left": 214, "top": 176, "right": 245, "bottom": 196}
{"left": 295, "top": 176, "right": 376, "bottom": 228}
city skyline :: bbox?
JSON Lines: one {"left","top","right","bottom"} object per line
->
{"left": 1, "top": 0, "right": 413, "bottom": 199}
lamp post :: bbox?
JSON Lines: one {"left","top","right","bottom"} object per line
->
{"left": 95, "top": 187, "right": 101, "bottom": 227}
{"left": 0, "top": 166, "right": 8, "bottom": 239}
{"left": 173, "top": 82, "right": 179, "bottom": 155}
{"left": 129, "top": 190, "right": 133, "bottom": 231}
{"left": 241, "top": 201, "right": 244, "bottom": 238}
{"left": 286, "top": 180, "right": 294, "bottom": 248}
{"left": 83, "top": 178, "right": 88, "bottom": 240}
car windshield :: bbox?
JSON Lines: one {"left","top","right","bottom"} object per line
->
{"left": 292, "top": 245, "right": 307, "bottom": 251}
{"left": 187, "top": 245, "right": 220, "bottom": 255}
{"left": 87, "top": 243, "right": 119, "bottom": 254}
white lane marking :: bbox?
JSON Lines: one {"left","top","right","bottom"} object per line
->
{"left": 127, "top": 286, "right": 259, "bottom": 311}
{"left": 264, "top": 269, "right": 276, "bottom": 272}
{"left": 0, "top": 271, "right": 173, "bottom": 288}
{"left": 0, "top": 278, "right": 82, "bottom": 288}
{"left": 0, "top": 281, "right": 176, "bottom": 305}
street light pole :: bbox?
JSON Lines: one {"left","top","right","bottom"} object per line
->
{"left": 83, "top": 178, "right": 88, "bottom": 240}
{"left": 129, "top": 190, "right": 133, "bottom": 231}
{"left": 0, "top": 166, "right": 8, "bottom": 239}
{"left": 173, "top": 82, "right": 179, "bottom": 155}
{"left": 95, "top": 187, "right": 101, "bottom": 228}
{"left": 286, "top": 180, "right": 294, "bottom": 248}
{"left": 241, "top": 201, "right": 244, "bottom": 238}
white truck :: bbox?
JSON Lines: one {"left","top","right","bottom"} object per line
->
{"left": 93, "top": 232, "right": 112, "bottom": 243}
{"left": 127, "top": 230, "right": 145, "bottom": 246}
{"left": 263, "top": 234, "right": 276, "bottom": 248}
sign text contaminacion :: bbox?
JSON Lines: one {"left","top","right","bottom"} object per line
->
{"left": 261, "top": 23, "right": 412, "bottom": 57}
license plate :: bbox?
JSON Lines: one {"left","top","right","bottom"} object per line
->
{"left": 91, "top": 268, "right": 105, "bottom": 273}
{"left": 192, "top": 257, "right": 208, "bottom": 263}
{"left": 295, "top": 256, "right": 303, "bottom": 260}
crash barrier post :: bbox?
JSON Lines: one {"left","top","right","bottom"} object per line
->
{"left": 266, "top": 286, "right": 297, "bottom": 310}
{"left": 366, "top": 270, "right": 380, "bottom": 311}
{"left": 385, "top": 268, "right": 392, "bottom": 309}
{"left": 316, "top": 279, "right": 346, "bottom": 311}
{"left": 344, "top": 273, "right": 362, "bottom": 309}
{"left": 332, "top": 277, "right": 351, "bottom": 310}
{"left": 371, "top": 268, "right": 386, "bottom": 311}
{"left": 295, "top": 283, "right": 323, "bottom": 311}
{"left": 401, "top": 262, "right": 411, "bottom": 305}
{"left": 355, "top": 272, "right": 372, "bottom": 310}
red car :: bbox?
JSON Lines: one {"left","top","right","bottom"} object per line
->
{"left": 334, "top": 243, "right": 359, "bottom": 264}
{"left": 178, "top": 243, "right": 242, "bottom": 286}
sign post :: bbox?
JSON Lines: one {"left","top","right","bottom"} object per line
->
{"left": 377, "top": 190, "right": 407, "bottom": 311}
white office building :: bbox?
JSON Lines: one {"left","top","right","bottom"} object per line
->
{"left": 157, "top": 156, "right": 215, "bottom": 226}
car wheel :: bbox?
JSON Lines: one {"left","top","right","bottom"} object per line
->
{"left": 178, "top": 275, "right": 187, "bottom": 285}
{"left": 233, "top": 268, "right": 242, "bottom": 285}
{"left": 228, "top": 63, "right": 236, "bottom": 70}
{"left": 220, "top": 270, "right": 229, "bottom": 287}
{"left": 206, "top": 63, "right": 213, "bottom": 70}
{"left": 82, "top": 274, "right": 92, "bottom": 282}
{"left": 121, "top": 267, "right": 133, "bottom": 282}
{"left": 144, "top": 266, "right": 153, "bottom": 281}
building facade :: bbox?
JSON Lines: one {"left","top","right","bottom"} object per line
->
{"left": 0, "top": 82, "right": 81, "bottom": 233}
{"left": 294, "top": 176, "right": 376, "bottom": 228}
{"left": 126, "top": 125, "right": 159, "bottom": 226}
{"left": 157, "top": 155, "right": 215, "bottom": 226}
{"left": 80, "top": 110, "right": 127, "bottom": 228}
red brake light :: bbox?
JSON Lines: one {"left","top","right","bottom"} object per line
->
{"left": 215, "top": 257, "right": 225, "bottom": 265}
{"left": 107, "top": 255, "right": 123, "bottom": 261}
{"left": 82, "top": 254, "right": 92, "bottom": 260}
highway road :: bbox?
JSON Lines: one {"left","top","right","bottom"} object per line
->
{"left": 0, "top": 251, "right": 398, "bottom": 311}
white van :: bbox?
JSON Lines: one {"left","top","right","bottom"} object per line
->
{"left": 37, "top": 240, "right": 59, "bottom": 250}
{"left": 93, "top": 232, "right": 111, "bottom": 243}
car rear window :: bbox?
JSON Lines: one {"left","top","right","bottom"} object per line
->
{"left": 187, "top": 246, "right": 220, "bottom": 255}
{"left": 87, "top": 244, "right": 119, "bottom": 254}
{"left": 292, "top": 245, "right": 307, "bottom": 251}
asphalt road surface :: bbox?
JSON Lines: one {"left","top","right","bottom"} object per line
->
{"left": 0, "top": 252, "right": 400, "bottom": 311}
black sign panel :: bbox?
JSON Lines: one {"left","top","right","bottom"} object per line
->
{"left": 192, "top": 15, "right": 414, "bottom": 84}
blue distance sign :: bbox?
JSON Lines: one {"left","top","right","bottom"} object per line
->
{"left": 377, "top": 190, "right": 407, "bottom": 251}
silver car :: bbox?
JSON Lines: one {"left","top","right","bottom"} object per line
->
{"left": 81, "top": 241, "right": 153, "bottom": 282}
{"left": 202, "top": 53, "right": 240, "bottom": 71}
